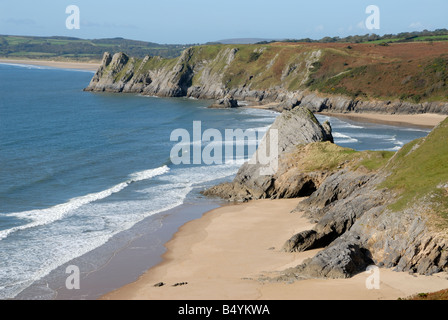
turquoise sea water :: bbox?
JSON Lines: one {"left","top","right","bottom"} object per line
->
{"left": 0, "top": 63, "right": 430, "bottom": 299}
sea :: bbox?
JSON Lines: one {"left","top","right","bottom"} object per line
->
{"left": 0, "top": 63, "right": 431, "bottom": 300}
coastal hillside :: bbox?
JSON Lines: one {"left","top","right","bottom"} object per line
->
{"left": 85, "top": 42, "right": 448, "bottom": 114}
{"left": 0, "top": 35, "right": 187, "bottom": 60}
{"left": 206, "top": 107, "right": 448, "bottom": 279}
{"left": 287, "top": 117, "right": 448, "bottom": 279}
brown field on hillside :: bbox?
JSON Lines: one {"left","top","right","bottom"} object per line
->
{"left": 271, "top": 42, "right": 448, "bottom": 102}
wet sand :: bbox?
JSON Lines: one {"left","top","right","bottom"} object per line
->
{"left": 0, "top": 58, "right": 100, "bottom": 71}
{"left": 318, "top": 112, "right": 447, "bottom": 128}
{"left": 101, "top": 199, "right": 448, "bottom": 300}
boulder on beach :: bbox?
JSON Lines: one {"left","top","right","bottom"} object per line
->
{"left": 208, "top": 95, "right": 239, "bottom": 109}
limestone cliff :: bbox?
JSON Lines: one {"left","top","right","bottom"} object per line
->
{"left": 85, "top": 42, "right": 448, "bottom": 115}
{"left": 205, "top": 111, "right": 448, "bottom": 279}
{"left": 202, "top": 106, "right": 334, "bottom": 201}
{"left": 281, "top": 118, "right": 448, "bottom": 279}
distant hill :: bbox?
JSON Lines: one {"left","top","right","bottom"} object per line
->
{"left": 267, "top": 28, "right": 448, "bottom": 44}
{"left": 213, "top": 38, "right": 278, "bottom": 44}
{"left": 0, "top": 35, "right": 191, "bottom": 61}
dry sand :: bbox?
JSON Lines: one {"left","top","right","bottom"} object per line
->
{"left": 318, "top": 112, "right": 447, "bottom": 128}
{"left": 0, "top": 58, "right": 100, "bottom": 71}
{"left": 245, "top": 106, "right": 446, "bottom": 128}
{"left": 244, "top": 103, "right": 279, "bottom": 110}
{"left": 101, "top": 199, "right": 448, "bottom": 300}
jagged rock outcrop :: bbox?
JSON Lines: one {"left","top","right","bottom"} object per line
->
{"left": 352, "top": 205, "right": 448, "bottom": 276}
{"left": 86, "top": 52, "right": 131, "bottom": 92}
{"left": 297, "top": 92, "right": 448, "bottom": 115}
{"left": 85, "top": 46, "right": 448, "bottom": 115}
{"left": 203, "top": 107, "right": 334, "bottom": 201}
{"left": 280, "top": 121, "right": 448, "bottom": 279}
{"left": 285, "top": 198, "right": 448, "bottom": 279}
{"left": 208, "top": 95, "right": 239, "bottom": 109}
{"left": 86, "top": 49, "right": 196, "bottom": 96}
{"left": 293, "top": 169, "right": 376, "bottom": 221}
{"left": 272, "top": 97, "right": 302, "bottom": 113}
{"left": 283, "top": 171, "right": 388, "bottom": 253}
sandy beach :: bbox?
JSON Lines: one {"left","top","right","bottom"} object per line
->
{"left": 318, "top": 111, "right": 447, "bottom": 128}
{"left": 102, "top": 199, "right": 448, "bottom": 300}
{"left": 245, "top": 105, "right": 447, "bottom": 128}
{"left": 0, "top": 58, "right": 100, "bottom": 72}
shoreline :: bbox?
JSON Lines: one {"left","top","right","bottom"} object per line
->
{"left": 0, "top": 58, "right": 100, "bottom": 71}
{"left": 101, "top": 199, "right": 448, "bottom": 300}
{"left": 317, "top": 111, "right": 447, "bottom": 128}
{"left": 0, "top": 60, "right": 443, "bottom": 127}
{"left": 245, "top": 103, "right": 447, "bottom": 128}
{"left": 15, "top": 200, "right": 225, "bottom": 300}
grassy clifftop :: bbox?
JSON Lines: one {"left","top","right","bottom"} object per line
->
{"left": 96, "top": 41, "right": 448, "bottom": 104}
{"left": 381, "top": 117, "right": 448, "bottom": 222}
{"left": 295, "top": 118, "right": 448, "bottom": 227}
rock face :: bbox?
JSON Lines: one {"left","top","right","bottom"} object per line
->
{"left": 203, "top": 107, "right": 334, "bottom": 201}
{"left": 281, "top": 165, "right": 448, "bottom": 279}
{"left": 206, "top": 120, "right": 448, "bottom": 279}
{"left": 85, "top": 47, "right": 448, "bottom": 115}
{"left": 86, "top": 49, "right": 196, "bottom": 96}
{"left": 281, "top": 170, "right": 390, "bottom": 278}
{"left": 85, "top": 46, "right": 448, "bottom": 114}
{"left": 206, "top": 116, "right": 448, "bottom": 280}
{"left": 208, "top": 95, "right": 239, "bottom": 109}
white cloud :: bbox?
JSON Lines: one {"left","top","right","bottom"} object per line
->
{"left": 409, "top": 22, "right": 425, "bottom": 30}
{"left": 357, "top": 20, "right": 366, "bottom": 30}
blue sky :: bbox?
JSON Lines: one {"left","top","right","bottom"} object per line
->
{"left": 0, "top": 0, "right": 447, "bottom": 43}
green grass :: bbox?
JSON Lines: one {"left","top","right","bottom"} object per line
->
{"left": 364, "top": 35, "right": 448, "bottom": 45}
{"left": 357, "top": 151, "right": 395, "bottom": 171}
{"left": 413, "top": 35, "right": 448, "bottom": 42}
{"left": 291, "top": 141, "right": 393, "bottom": 173}
{"left": 381, "top": 118, "right": 448, "bottom": 216}
{"left": 298, "top": 142, "right": 358, "bottom": 172}
{"left": 0, "top": 35, "right": 187, "bottom": 60}
{"left": 294, "top": 120, "right": 448, "bottom": 226}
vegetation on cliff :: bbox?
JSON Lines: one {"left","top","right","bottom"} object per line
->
{"left": 278, "top": 119, "right": 448, "bottom": 281}
{"left": 381, "top": 118, "right": 448, "bottom": 224}
{"left": 204, "top": 107, "right": 448, "bottom": 279}
{"left": 261, "top": 29, "right": 448, "bottom": 45}
{"left": 86, "top": 40, "right": 448, "bottom": 107}
{"left": 288, "top": 142, "right": 394, "bottom": 173}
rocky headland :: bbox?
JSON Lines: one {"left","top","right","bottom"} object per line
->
{"left": 85, "top": 42, "right": 448, "bottom": 115}
{"left": 204, "top": 105, "right": 448, "bottom": 281}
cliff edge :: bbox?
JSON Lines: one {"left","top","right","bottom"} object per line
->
{"left": 203, "top": 106, "right": 333, "bottom": 201}
{"left": 204, "top": 109, "right": 448, "bottom": 280}
{"left": 85, "top": 42, "right": 448, "bottom": 115}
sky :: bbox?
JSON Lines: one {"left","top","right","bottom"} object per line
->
{"left": 0, "top": 0, "right": 447, "bottom": 44}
